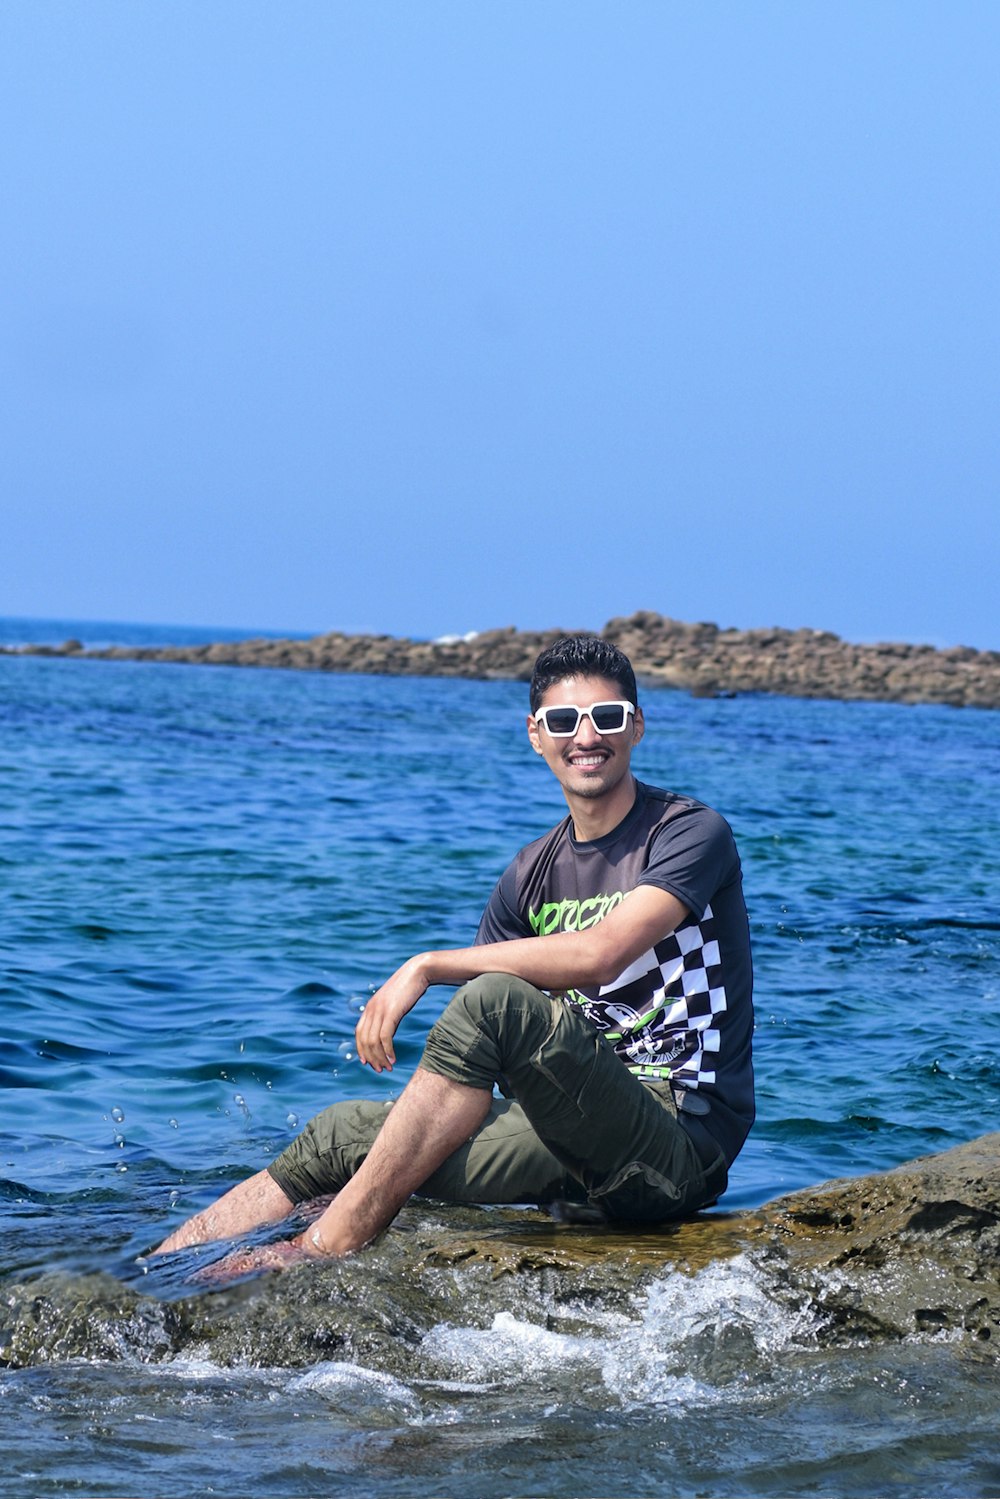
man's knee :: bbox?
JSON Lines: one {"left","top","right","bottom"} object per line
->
{"left": 456, "top": 972, "right": 550, "bottom": 1022}
{"left": 268, "top": 1097, "right": 392, "bottom": 1202}
{"left": 420, "top": 973, "right": 555, "bottom": 1090}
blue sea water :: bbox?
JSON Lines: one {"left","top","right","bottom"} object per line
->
{"left": 2, "top": 617, "right": 1000, "bottom": 1498}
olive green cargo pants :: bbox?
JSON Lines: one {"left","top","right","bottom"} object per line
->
{"left": 268, "top": 973, "right": 727, "bottom": 1222}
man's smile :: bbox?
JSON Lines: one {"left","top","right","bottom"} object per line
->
{"left": 566, "top": 749, "right": 611, "bottom": 769}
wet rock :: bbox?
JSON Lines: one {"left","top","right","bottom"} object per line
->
{"left": 0, "top": 1272, "right": 182, "bottom": 1366}
{"left": 747, "top": 1132, "right": 1000, "bottom": 1345}
{"left": 6, "top": 612, "right": 998, "bottom": 707}
{"left": 3, "top": 1135, "right": 1000, "bottom": 1370}
{"left": 428, "top": 1135, "right": 1000, "bottom": 1347}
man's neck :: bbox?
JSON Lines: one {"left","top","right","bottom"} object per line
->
{"left": 566, "top": 775, "right": 639, "bottom": 842}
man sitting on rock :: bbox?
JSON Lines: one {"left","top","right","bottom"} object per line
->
{"left": 154, "top": 635, "right": 755, "bottom": 1269}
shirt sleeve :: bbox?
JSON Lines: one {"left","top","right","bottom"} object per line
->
{"left": 474, "top": 859, "right": 532, "bottom": 945}
{"left": 635, "top": 803, "right": 740, "bottom": 920}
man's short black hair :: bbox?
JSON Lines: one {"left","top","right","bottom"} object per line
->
{"left": 529, "top": 635, "right": 638, "bottom": 714}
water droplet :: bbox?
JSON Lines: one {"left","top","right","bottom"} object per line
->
{"left": 169, "top": 1189, "right": 180, "bottom": 1206}
{"left": 116, "top": 1162, "right": 128, "bottom": 1173}
{"left": 168, "top": 1117, "right": 178, "bottom": 1129}
{"left": 286, "top": 1113, "right": 299, "bottom": 1129}
{"left": 114, "top": 1132, "right": 126, "bottom": 1148}
{"left": 234, "top": 1092, "right": 246, "bottom": 1108}
{"left": 111, "top": 1106, "right": 125, "bottom": 1124}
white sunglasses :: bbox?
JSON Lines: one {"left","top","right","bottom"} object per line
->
{"left": 532, "top": 700, "right": 635, "bottom": 737}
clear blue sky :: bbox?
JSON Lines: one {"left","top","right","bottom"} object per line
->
{"left": 3, "top": 2, "right": 998, "bottom": 648}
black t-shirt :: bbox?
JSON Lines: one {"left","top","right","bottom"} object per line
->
{"left": 475, "top": 780, "right": 755, "bottom": 1165}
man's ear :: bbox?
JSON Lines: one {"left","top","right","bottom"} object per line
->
{"left": 632, "top": 706, "right": 645, "bottom": 746}
{"left": 526, "top": 714, "right": 544, "bottom": 755}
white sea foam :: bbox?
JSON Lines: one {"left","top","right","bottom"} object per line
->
{"left": 419, "top": 1253, "right": 811, "bottom": 1410}
{"left": 421, "top": 1308, "right": 603, "bottom": 1384}
{"left": 288, "top": 1361, "right": 420, "bottom": 1413}
{"left": 160, "top": 1354, "right": 422, "bottom": 1418}
{"left": 600, "top": 1253, "right": 813, "bottom": 1409}
{"left": 161, "top": 1356, "right": 276, "bottom": 1385}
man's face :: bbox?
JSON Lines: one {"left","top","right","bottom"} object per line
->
{"left": 527, "top": 674, "right": 644, "bottom": 803}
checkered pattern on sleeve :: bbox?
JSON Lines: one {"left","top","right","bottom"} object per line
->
{"left": 582, "top": 904, "right": 727, "bottom": 1087}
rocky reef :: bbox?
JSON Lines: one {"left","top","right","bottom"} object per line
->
{"left": 3, "top": 1134, "right": 999, "bottom": 1371}
{"left": 7, "top": 611, "right": 1000, "bottom": 708}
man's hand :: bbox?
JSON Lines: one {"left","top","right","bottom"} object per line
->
{"left": 353, "top": 886, "right": 691, "bottom": 1071}
{"left": 355, "top": 955, "right": 430, "bottom": 1071}
{"left": 189, "top": 1237, "right": 311, "bottom": 1284}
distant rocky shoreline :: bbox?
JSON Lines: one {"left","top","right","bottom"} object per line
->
{"left": 6, "top": 610, "right": 1000, "bottom": 709}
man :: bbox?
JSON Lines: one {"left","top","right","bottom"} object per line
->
{"left": 155, "top": 635, "right": 754, "bottom": 1269}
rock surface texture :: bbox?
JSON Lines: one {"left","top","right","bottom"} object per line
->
{"left": 420, "top": 1132, "right": 1000, "bottom": 1346}
{"left": 2, "top": 1134, "right": 999, "bottom": 1368}
{"left": 8, "top": 611, "right": 1000, "bottom": 707}
{"left": 742, "top": 1132, "right": 1000, "bottom": 1345}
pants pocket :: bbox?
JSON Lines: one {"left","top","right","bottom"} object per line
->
{"left": 587, "top": 1159, "right": 685, "bottom": 1223}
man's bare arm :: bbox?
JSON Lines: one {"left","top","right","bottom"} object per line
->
{"left": 355, "top": 884, "right": 689, "bottom": 1071}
